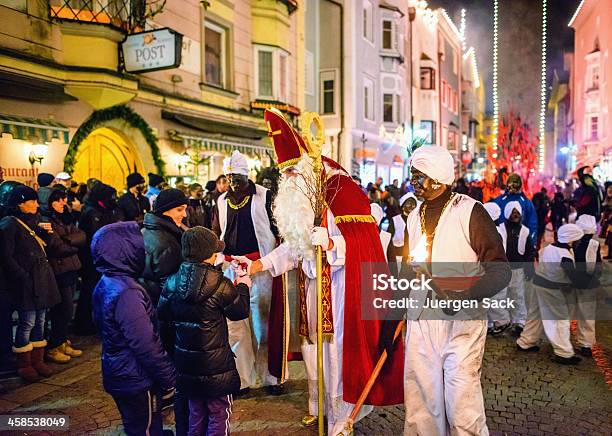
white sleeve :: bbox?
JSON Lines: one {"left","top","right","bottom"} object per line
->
{"left": 326, "top": 210, "right": 346, "bottom": 268}
{"left": 260, "top": 242, "right": 298, "bottom": 277}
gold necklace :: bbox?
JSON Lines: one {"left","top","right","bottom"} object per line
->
{"left": 227, "top": 195, "right": 251, "bottom": 210}
{"left": 420, "top": 192, "right": 456, "bottom": 241}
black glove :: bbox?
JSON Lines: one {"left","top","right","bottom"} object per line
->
{"left": 160, "top": 387, "right": 175, "bottom": 412}
{"left": 379, "top": 319, "right": 401, "bottom": 358}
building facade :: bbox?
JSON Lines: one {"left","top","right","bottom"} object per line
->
{"left": 569, "top": 0, "right": 612, "bottom": 180}
{"left": 0, "top": 0, "right": 303, "bottom": 191}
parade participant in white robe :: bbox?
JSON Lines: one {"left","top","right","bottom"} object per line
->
{"left": 379, "top": 146, "right": 511, "bottom": 436}
{"left": 371, "top": 203, "right": 392, "bottom": 262}
{"left": 212, "top": 151, "right": 282, "bottom": 392}
{"left": 517, "top": 224, "right": 584, "bottom": 365}
{"left": 488, "top": 201, "right": 535, "bottom": 336}
{"left": 570, "top": 214, "right": 602, "bottom": 357}
{"left": 233, "top": 108, "right": 404, "bottom": 435}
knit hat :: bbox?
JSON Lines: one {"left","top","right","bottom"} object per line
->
{"left": 48, "top": 188, "right": 67, "bottom": 208}
{"left": 182, "top": 226, "right": 225, "bottom": 263}
{"left": 153, "top": 188, "right": 188, "bottom": 214}
{"left": 127, "top": 172, "right": 146, "bottom": 189}
{"left": 148, "top": 172, "right": 165, "bottom": 188}
{"left": 8, "top": 185, "right": 38, "bottom": 208}
{"left": 37, "top": 173, "right": 55, "bottom": 188}
{"left": 205, "top": 180, "right": 216, "bottom": 192}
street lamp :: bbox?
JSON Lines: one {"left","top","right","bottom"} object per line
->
{"left": 28, "top": 142, "right": 48, "bottom": 166}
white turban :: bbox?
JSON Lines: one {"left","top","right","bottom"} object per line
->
{"left": 557, "top": 224, "right": 584, "bottom": 244}
{"left": 370, "top": 203, "right": 384, "bottom": 226}
{"left": 576, "top": 214, "right": 597, "bottom": 234}
{"left": 399, "top": 192, "right": 417, "bottom": 207}
{"left": 409, "top": 146, "right": 455, "bottom": 185}
{"left": 224, "top": 150, "right": 249, "bottom": 176}
{"left": 504, "top": 201, "right": 522, "bottom": 219}
{"left": 483, "top": 202, "right": 501, "bottom": 221}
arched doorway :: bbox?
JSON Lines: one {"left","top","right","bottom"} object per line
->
{"left": 72, "top": 127, "right": 144, "bottom": 192}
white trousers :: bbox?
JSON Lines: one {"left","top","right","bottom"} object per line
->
{"left": 404, "top": 319, "right": 489, "bottom": 436}
{"left": 487, "top": 268, "right": 527, "bottom": 327}
{"left": 574, "top": 290, "right": 597, "bottom": 348}
{"left": 227, "top": 270, "right": 277, "bottom": 388}
{"left": 517, "top": 284, "right": 575, "bottom": 358}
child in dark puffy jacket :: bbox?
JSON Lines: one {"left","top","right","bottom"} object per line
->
{"left": 158, "top": 226, "right": 251, "bottom": 436}
{"left": 92, "top": 222, "right": 176, "bottom": 436}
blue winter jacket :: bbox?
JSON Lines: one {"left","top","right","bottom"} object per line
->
{"left": 92, "top": 222, "right": 176, "bottom": 397}
{"left": 493, "top": 192, "right": 538, "bottom": 246}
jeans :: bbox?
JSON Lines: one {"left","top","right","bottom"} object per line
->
{"left": 188, "top": 395, "right": 233, "bottom": 436}
{"left": 113, "top": 390, "right": 163, "bottom": 436}
{"left": 49, "top": 283, "right": 76, "bottom": 349}
{"left": 15, "top": 310, "right": 46, "bottom": 348}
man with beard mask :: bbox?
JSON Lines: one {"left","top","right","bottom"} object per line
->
{"left": 232, "top": 109, "right": 404, "bottom": 435}
{"left": 117, "top": 172, "right": 150, "bottom": 225}
{"left": 493, "top": 173, "right": 538, "bottom": 246}
{"left": 379, "top": 145, "right": 510, "bottom": 435}
{"left": 212, "top": 151, "right": 283, "bottom": 395}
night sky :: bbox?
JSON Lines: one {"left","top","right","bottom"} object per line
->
{"left": 430, "top": 0, "right": 578, "bottom": 124}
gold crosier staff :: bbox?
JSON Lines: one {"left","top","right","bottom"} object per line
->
{"left": 301, "top": 112, "right": 327, "bottom": 436}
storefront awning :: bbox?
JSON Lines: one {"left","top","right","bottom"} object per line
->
{"left": 179, "top": 134, "right": 272, "bottom": 157}
{"left": 162, "top": 110, "right": 267, "bottom": 140}
{"left": 0, "top": 114, "right": 70, "bottom": 144}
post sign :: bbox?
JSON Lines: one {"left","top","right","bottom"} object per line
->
{"left": 121, "top": 28, "right": 183, "bottom": 73}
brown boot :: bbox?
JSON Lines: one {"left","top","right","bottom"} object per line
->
{"left": 31, "top": 341, "right": 54, "bottom": 378}
{"left": 13, "top": 344, "right": 40, "bottom": 383}
{"left": 63, "top": 341, "right": 82, "bottom": 358}
{"left": 47, "top": 345, "right": 71, "bottom": 364}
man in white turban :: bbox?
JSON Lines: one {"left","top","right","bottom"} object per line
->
{"left": 571, "top": 214, "right": 602, "bottom": 357}
{"left": 379, "top": 145, "right": 511, "bottom": 435}
{"left": 517, "top": 223, "right": 584, "bottom": 365}
{"left": 213, "top": 150, "right": 286, "bottom": 393}
{"left": 488, "top": 200, "right": 535, "bottom": 337}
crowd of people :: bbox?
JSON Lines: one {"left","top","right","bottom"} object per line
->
{"left": 0, "top": 119, "right": 609, "bottom": 435}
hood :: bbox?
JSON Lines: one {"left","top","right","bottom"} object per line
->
{"left": 92, "top": 221, "right": 145, "bottom": 276}
{"left": 165, "top": 262, "right": 224, "bottom": 302}
{"left": 86, "top": 183, "right": 116, "bottom": 206}
{"left": 143, "top": 212, "right": 182, "bottom": 237}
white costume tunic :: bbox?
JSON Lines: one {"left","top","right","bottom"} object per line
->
{"left": 218, "top": 184, "right": 277, "bottom": 388}
{"left": 575, "top": 238, "right": 599, "bottom": 347}
{"left": 260, "top": 209, "right": 373, "bottom": 436}
{"left": 404, "top": 193, "right": 489, "bottom": 436}
{"left": 517, "top": 244, "right": 576, "bottom": 357}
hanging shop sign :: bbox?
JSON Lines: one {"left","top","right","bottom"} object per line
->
{"left": 121, "top": 28, "right": 183, "bottom": 73}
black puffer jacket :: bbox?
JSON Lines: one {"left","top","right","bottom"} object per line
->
{"left": 157, "top": 262, "right": 249, "bottom": 398}
{"left": 142, "top": 212, "right": 183, "bottom": 303}
{"left": 0, "top": 212, "right": 60, "bottom": 311}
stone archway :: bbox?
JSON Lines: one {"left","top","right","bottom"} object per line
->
{"left": 65, "top": 105, "right": 165, "bottom": 190}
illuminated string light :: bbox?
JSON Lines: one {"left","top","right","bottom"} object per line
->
{"left": 492, "top": 0, "right": 499, "bottom": 150}
{"left": 460, "top": 8, "right": 467, "bottom": 52}
{"left": 440, "top": 9, "right": 462, "bottom": 39}
{"left": 539, "top": 0, "right": 547, "bottom": 172}
{"left": 463, "top": 47, "right": 481, "bottom": 89}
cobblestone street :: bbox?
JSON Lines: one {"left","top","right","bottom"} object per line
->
{"left": 0, "top": 321, "right": 610, "bottom": 435}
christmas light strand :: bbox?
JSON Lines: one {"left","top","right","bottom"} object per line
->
{"left": 492, "top": 0, "right": 499, "bottom": 151}
{"left": 539, "top": 0, "right": 547, "bottom": 171}
{"left": 460, "top": 8, "right": 467, "bottom": 52}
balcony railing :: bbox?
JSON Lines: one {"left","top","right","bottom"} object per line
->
{"left": 49, "top": 0, "right": 148, "bottom": 32}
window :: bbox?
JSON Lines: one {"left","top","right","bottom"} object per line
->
{"left": 420, "top": 67, "right": 435, "bottom": 90}
{"left": 279, "top": 54, "right": 288, "bottom": 102}
{"left": 258, "top": 50, "right": 273, "bottom": 97}
{"left": 419, "top": 121, "right": 436, "bottom": 144}
{"left": 205, "top": 21, "right": 226, "bottom": 87}
{"left": 590, "top": 116, "right": 599, "bottom": 140}
{"left": 363, "top": 1, "right": 373, "bottom": 42}
{"left": 382, "top": 20, "right": 393, "bottom": 49}
{"left": 448, "top": 130, "right": 458, "bottom": 151}
{"left": 320, "top": 71, "right": 336, "bottom": 115}
{"left": 383, "top": 94, "right": 394, "bottom": 122}
{"left": 364, "top": 78, "right": 374, "bottom": 120}
{"left": 395, "top": 95, "right": 401, "bottom": 123}
{"left": 591, "top": 65, "right": 600, "bottom": 90}
{"left": 452, "top": 48, "right": 458, "bottom": 74}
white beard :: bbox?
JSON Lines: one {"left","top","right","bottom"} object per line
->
{"left": 273, "top": 155, "right": 316, "bottom": 260}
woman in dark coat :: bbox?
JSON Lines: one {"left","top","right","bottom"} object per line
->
{"left": 75, "top": 182, "right": 123, "bottom": 335}
{"left": 45, "top": 189, "right": 86, "bottom": 363}
{"left": 0, "top": 185, "right": 59, "bottom": 382}
{"left": 142, "top": 188, "right": 188, "bottom": 304}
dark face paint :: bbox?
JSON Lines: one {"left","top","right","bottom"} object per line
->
{"left": 410, "top": 168, "right": 437, "bottom": 201}
{"left": 261, "top": 178, "right": 273, "bottom": 190}
{"left": 402, "top": 198, "right": 417, "bottom": 217}
{"left": 229, "top": 173, "right": 249, "bottom": 192}
{"left": 509, "top": 208, "right": 522, "bottom": 223}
